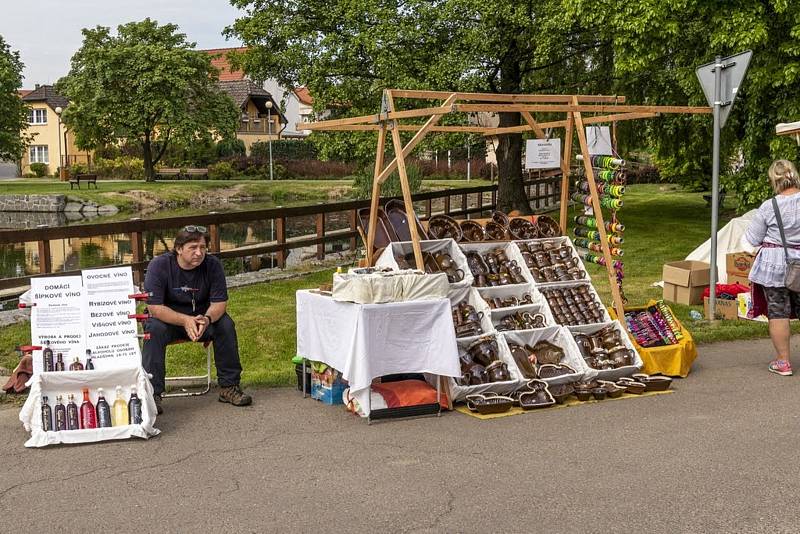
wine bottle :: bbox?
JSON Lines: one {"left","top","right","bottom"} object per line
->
{"left": 66, "top": 394, "right": 79, "bottom": 430}
{"left": 55, "top": 353, "right": 65, "bottom": 371}
{"left": 69, "top": 357, "right": 84, "bottom": 371}
{"left": 128, "top": 386, "right": 143, "bottom": 424}
{"left": 85, "top": 349, "right": 94, "bottom": 370}
{"left": 42, "top": 340, "right": 54, "bottom": 372}
{"left": 41, "top": 395, "right": 53, "bottom": 432}
{"left": 79, "top": 387, "right": 97, "bottom": 429}
{"left": 55, "top": 395, "right": 67, "bottom": 431}
{"left": 112, "top": 386, "right": 129, "bottom": 427}
{"left": 95, "top": 388, "right": 112, "bottom": 428}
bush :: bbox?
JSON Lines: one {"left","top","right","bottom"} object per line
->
{"left": 251, "top": 139, "right": 317, "bottom": 160}
{"left": 626, "top": 165, "right": 662, "bottom": 184}
{"left": 352, "top": 163, "right": 423, "bottom": 199}
{"left": 216, "top": 138, "right": 246, "bottom": 159}
{"left": 280, "top": 159, "right": 357, "bottom": 179}
{"left": 208, "top": 161, "right": 236, "bottom": 180}
{"left": 67, "top": 162, "right": 90, "bottom": 177}
{"left": 29, "top": 162, "right": 48, "bottom": 177}
{"left": 94, "top": 156, "right": 145, "bottom": 180}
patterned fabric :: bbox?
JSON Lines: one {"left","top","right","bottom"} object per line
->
{"left": 762, "top": 285, "right": 800, "bottom": 319}
{"left": 745, "top": 191, "right": 800, "bottom": 287}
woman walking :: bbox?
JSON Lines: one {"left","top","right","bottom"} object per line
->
{"left": 745, "top": 159, "right": 800, "bottom": 376}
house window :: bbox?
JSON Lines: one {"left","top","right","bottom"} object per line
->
{"left": 27, "top": 108, "right": 47, "bottom": 125}
{"left": 29, "top": 145, "right": 49, "bottom": 164}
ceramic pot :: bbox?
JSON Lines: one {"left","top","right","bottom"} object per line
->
{"left": 467, "top": 336, "right": 499, "bottom": 367}
{"left": 485, "top": 360, "right": 510, "bottom": 382}
{"left": 532, "top": 340, "right": 564, "bottom": 365}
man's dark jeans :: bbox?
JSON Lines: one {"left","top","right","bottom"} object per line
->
{"left": 142, "top": 313, "right": 242, "bottom": 395}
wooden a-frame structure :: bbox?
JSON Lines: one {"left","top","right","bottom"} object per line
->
{"left": 299, "top": 89, "right": 711, "bottom": 317}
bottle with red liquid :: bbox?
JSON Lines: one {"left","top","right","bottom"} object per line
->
{"left": 79, "top": 388, "right": 97, "bottom": 429}
{"left": 66, "top": 394, "right": 79, "bottom": 430}
{"left": 55, "top": 353, "right": 65, "bottom": 371}
{"left": 41, "top": 396, "right": 53, "bottom": 431}
{"left": 128, "top": 386, "right": 143, "bottom": 424}
{"left": 69, "top": 357, "right": 84, "bottom": 371}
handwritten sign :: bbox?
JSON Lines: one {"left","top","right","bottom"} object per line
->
{"left": 30, "top": 276, "right": 85, "bottom": 374}
{"left": 81, "top": 267, "right": 140, "bottom": 368}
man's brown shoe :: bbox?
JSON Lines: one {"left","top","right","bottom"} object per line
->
{"left": 219, "top": 385, "right": 252, "bottom": 406}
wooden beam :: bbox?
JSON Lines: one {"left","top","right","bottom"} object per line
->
{"left": 572, "top": 97, "right": 625, "bottom": 319}
{"left": 296, "top": 123, "right": 490, "bottom": 133}
{"left": 298, "top": 104, "right": 454, "bottom": 131}
{"left": 390, "top": 89, "right": 626, "bottom": 104}
{"left": 376, "top": 93, "right": 459, "bottom": 185}
{"left": 559, "top": 114, "right": 575, "bottom": 234}
{"left": 520, "top": 111, "right": 546, "bottom": 138}
{"left": 483, "top": 112, "right": 660, "bottom": 136}
{"left": 386, "top": 91, "right": 425, "bottom": 271}
{"left": 457, "top": 103, "right": 711, "bottom": 114}
{"left": 366, "top": 125, "right": 387, "bottom": 266}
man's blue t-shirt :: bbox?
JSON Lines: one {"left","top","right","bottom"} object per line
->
{"left": 144, "top": 252, "right": 228, "bottom": 316}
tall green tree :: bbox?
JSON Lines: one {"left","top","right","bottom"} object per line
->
{"left": 569, "top": 0, "right": 800, "bottom": 208}
{"left": 57, "top": 19, "right": 240, "bottom": 181}
{"left": 0, "top": 35, "right": 32, "bottom": 162}
{"left": 226, "top": 1, "right": 608, "bottom": 213}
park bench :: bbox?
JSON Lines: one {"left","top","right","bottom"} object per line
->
{"left": 155, "top": 168, "right": 209, "bottom": 179}
{"left": 69, "top": 173, "right": 98, "bottom": 189}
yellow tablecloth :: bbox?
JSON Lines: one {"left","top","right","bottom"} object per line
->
{"left": 610, "top": 300, "right": 697, "bottom": 377}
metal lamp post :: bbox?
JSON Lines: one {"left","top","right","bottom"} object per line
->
{"left": 265, "top": 100, "right": 274, "bottom": 181}
{"left": 54, "top": 106, "right": 63, "bottom": 180}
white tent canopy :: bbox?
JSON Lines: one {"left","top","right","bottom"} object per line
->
{"left": 684, "top": 209, "right": 757, "bottom": 284}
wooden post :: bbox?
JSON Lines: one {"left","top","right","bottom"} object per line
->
{"left": 461, "top": 192, "right": 468, "bottom": 213}
{"left": 316, "top": 211, "right": 326, "bottom": 260}
{"left": 559, "top": 114, "right": 575, "bottom": 234}
{"left": 425, "top": 198, "right": 432, "bottom": 219}
{"left": 444, "top": 194, "right": 451, "bottom": 215}
{"left": 349, "top": 209, "right": 358, "bottom": 254}
{"left": 276, "top": 216, "right": 287, "bottom": 268}
{"left": 366, "top": 125, "right": 387, "bottom": 266}
{"left": 37, "top": 239, "right": 51, "bottom": 274}
{"left": 491, "top": 189, "right": 497, "bottom": 209}
{"left": 477, "top": 191, "right": 483, "bottom": 214}
{"left": 572, "top": 98, "right": 625, "bottom": 318}
{"left": 385, "top": 91, "right": 425, "bottom": 270}
{"left": 131, "top": 230, "right": 145, "bottom": 287}
{"left": 208, "top": 223, "right": 221, "bottom": 254}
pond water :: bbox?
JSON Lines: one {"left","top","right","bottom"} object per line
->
{"left": 0, "top": 199, "right": 358, "bottom": 281}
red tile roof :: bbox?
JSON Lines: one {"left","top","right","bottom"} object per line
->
{"left": 18, "top": 90, "right": 32, "bottom": 97}
{"left": 294, "top": 86, "right": 313, "bottom": 105}
{"left": 201, "top": 47, "right": 247, "bottom": 81}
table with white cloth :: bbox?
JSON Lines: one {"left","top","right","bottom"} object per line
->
{"left": 295, "top": 290, "right": 461, "bottom": 416}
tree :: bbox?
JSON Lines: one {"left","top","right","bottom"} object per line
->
{"left": 57, "top": 19, "right": 240, "bottom": 181}
{"left": 568, "top": 0, "right": 800, "bottom": 208}
{"left": 226, "top": 1, "right": 608, "bottom": 213}
{"left": 0, "top": 35, "right": 32, "bottom": 162}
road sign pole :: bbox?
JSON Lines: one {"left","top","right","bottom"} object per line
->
{"left": 708, "top": 56, "right": 722, "bottom": 320}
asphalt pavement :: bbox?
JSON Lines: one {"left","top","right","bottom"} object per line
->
{"left": 1, "top": 337, "right": 799, "bottom": 533}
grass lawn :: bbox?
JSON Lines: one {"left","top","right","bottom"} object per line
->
{"left": 0, "top": 178, "right": 491, "bottom": 213}
{"left": 1, "top": 183, "right": 785, "bottom": 389}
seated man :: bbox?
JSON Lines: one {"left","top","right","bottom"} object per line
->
{"left": 143, "top": 225, "right": 252, "bottom": 413}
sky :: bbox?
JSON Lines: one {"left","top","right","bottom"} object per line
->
{"left": 0, "top": 0, "right": 246, "bottom": 87}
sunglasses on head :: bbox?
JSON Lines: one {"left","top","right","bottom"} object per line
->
{"left": 182, "top": 225, "right": 208, "bottom": 233}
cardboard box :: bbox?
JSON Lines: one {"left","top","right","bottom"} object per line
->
{"left": 704, "top": 297, "right": 738, "bottom": 320}
{"left": 726, "top": 252, "right": 756, "bottom": 275}
{"left": 737, "top": 292, "right": 768, "bottom": 322}
{"left": 662, "top": 261, "right": 711, "bottom": 305}
{"left": 663, "top": 260, "right": 712, "bottom": 287}
{"left": 726, "top": 272, "right": 751, "bottom": 287}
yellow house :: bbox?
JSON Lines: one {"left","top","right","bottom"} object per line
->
{"left": 20, "top": 85, "right": 92, "bottom": 176}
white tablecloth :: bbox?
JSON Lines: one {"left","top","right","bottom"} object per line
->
{"left": 296, "top": 290, "right": 460, "bottom": 415}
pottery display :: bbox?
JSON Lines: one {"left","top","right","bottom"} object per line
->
{"left": 452, "top": 299, "right": 485, "bottom": 338}
{"left": 460, "top": 220, "right": 486, "bottom": 242}
{"left": 468, "top": 248, "right": 527, "bottom": 287}
{"left": 484, "top": 221, "right": 508, "bottom": 241}
{"left": 617, "top": 378, "right": 646, "bottom": 395}
{"left": 531, "top": 340, "right": 564, "bottom": 365}
{"left": 507, "top": 343, "right": 538, "bottom": 379}
{"left": 518, "top": 379, "right": 555, "bottom": 409}
{"left": 548, "top": 383, "right": 574, "bottom": 404}
{"left": 632, "top": 373, "right": 673, "bottom": 392}
{"left": 541, "top": 286, "right": 605, "bottom": 326}
{"left": 428, "top": 214, "right": 463, "bottom": 241}
{"left": 508, "top": 218, "right": 539, "bottom": 240}
{"left": 570, "top": 326, "right": 637, "bottom": 371}
{"left": 496, "top": 311, "right": 547, "bottom": 331}
{"left": 466, "top": 393, "right": 514, "bottom": 414}
{"left": 536, "top": 215, "right": 561, "bottom": 238}
{"left": 396, "top": 250, "right": 465, "bottom": 283}
{"left": 537, "top": 363, "right": 575, "bottom": 380}
{"left": 466, "top": 336, "right": 499, "bottom": 367}
{"left": 486, "top": 293, "right": 534, "bottom": 310}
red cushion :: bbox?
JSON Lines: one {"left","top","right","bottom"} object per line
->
{"left": 371, "top": 379, "right": 448, "bottom": 409}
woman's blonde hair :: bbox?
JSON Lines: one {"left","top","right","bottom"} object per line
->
{"left": 768, "top": 159, "right": 800, "bottom": 194}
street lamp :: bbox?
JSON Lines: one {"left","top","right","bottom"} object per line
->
{"left": 265, "top": 100, "right": 274, "bottom": 181}
{"left": 54, "top": 106, "right": 63, "bottom": 180}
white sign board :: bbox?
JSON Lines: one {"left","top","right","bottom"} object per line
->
{"left": 30, "top": 276, "right": 85, "bottom": 374}
{"left": 525, "top": 139, "right": 561, "bottom": 169}
{"left": 586, "top": 126, "right": 613, "bottom": 156}
{"left": 81, "top": 267, "right": 140, "bottom": 369}
{"left": 29, "top": 267, "right": 141, "bottom": 374}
